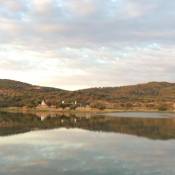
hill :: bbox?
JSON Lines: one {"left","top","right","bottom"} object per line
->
{"left": 0, "top": 79, "right": 174, "bottom": 111}
{"left": 0, "top": 79, "right": 67, "bottom": 107}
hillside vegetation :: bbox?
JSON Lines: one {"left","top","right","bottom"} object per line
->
{"left": 0, "top": 79, "right": 175, "bottom": 111}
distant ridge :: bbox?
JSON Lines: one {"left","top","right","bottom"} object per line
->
{"left": 0, "top": 79, "right": 174, "bottom": 110}
{"left": 0, "top": 79, "right": 64, "bottom": 91}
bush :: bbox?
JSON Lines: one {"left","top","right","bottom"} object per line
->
{"left": 90, "top": 101, "right": 106, "bottom": 110}
{"left": 125, "top": 103, "right": 133, "bottom": 108}
{"left": 158, "top": 105, "right": 168, "bottom": 111}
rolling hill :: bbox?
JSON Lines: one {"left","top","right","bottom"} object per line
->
{"left": 0, "top": 79, "right": 174, "bottom": 111}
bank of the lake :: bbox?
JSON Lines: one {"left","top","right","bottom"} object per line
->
{"left": 0, "top": 106, "right": 174, "bottom": 119}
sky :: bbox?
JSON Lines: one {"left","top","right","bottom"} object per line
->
{"left": 0, "top": 0, "right": 175, "bottom": 90}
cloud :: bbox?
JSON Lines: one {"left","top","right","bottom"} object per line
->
{"left": 1, "top": 0, "right": 175, "bottom": 47}
{"left": 0, "top": 0, "right": 174, "bottom": 89}
{"left": 63, "top": 0, "right": 96, "bottom": 17}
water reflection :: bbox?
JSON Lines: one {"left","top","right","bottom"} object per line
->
{"left": 0, "top": 128, "right": 175, "bottom": 175}
{"left": 0, "top": 112, "right": 175, "bottom": 140}
{"left": 0, "top": 112, "right": 175, "bottom": 175}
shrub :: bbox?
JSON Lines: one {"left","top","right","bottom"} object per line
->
{"left": 90, "top": 102, "right": 106, "bottom": 110}
{"left": 158, "top": 105, "right": 168, "bottom": 111}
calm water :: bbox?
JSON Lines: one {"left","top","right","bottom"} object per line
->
{"left": 0, "top": 112, "right": 175, "bottom": 175}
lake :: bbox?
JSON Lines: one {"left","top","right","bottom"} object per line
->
{"left": 0, "top": 112, "right": 175, "bottom": 175}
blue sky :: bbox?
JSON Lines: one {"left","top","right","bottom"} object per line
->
{"left": 0, "top": 0, "right": 175, "bottom": 90}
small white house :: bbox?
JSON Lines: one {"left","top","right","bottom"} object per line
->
{"left": 41, "top": 100, "right": 47, "bottom": 106}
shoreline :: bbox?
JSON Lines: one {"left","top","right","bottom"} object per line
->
{"left": 0, "top": 107, "right": 174, "bottom": 115}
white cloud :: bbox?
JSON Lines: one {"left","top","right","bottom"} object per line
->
{"left": 63, "top": 0, "right": 96, "bottom": 17}
{"left": 0, "top": 0, "right": 174, "bottom": 89}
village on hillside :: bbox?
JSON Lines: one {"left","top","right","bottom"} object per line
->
{"left": 35, "top": 98, "right": 175, "bottom": 112}
{"left": 36, "top": 99, "right": 95, "bottom": 112}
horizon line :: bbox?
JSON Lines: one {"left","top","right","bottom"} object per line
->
{"left": 0, "top": 78, "right": 174, "bottom": 91}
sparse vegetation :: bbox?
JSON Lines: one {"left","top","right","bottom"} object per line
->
{"left": 0, "top": 79, "right": 174, "bottom": 111}
{"left": 158, "top": 105, "right": 168, "bottom": 111}
{"left": 90, "top": 101, "right": 106, "bottom": 110}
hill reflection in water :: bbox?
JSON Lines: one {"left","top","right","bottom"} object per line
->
{"left": 0, "top": 112, "right": 174, "bottom": 140}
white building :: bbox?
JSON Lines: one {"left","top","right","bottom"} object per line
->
{"left": 41, "top": 100, "right": 47, "bottom": 106}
